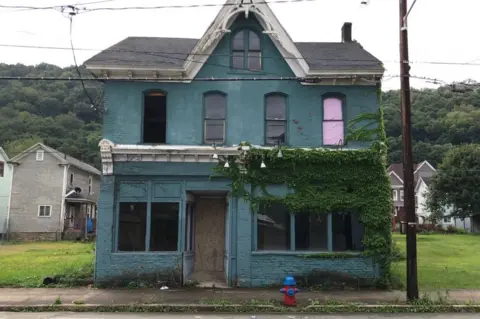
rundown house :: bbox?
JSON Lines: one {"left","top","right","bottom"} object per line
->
{"left": 7, "top": 143, "right": 101, "bottom": 241}
{"left": 0, "top": 147, "right": 13, "bottom": 237}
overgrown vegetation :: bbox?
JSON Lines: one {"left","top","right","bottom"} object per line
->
{"left": 0, "top": 242, "right": 94, "bottom": 287}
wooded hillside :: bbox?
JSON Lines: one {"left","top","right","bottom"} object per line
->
{"left": 1, "top": 63, "right": 479, "bottom": 168}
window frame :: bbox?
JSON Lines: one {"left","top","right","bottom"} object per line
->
{"left": 322, "top": 93, "right": 346, "bottom": 146}
{"left": 116, "top": 197, "right": 181, "bottom": 253}
{"left": 400, "top": 190, "right": 404, "bottom": 201}
{"left": 254, "top": 205, "right": 363, "bottom": 253}
{"left": 264, "top": 93, "right": 288, "bottom": 146}
{"left": 141, "top": 90, "right": 168, "bottom": 145}
{"left": 38, "top": 205, "right": 52, "bottom": 218}
{"left": 203, "top": 91, "right": 227, "bottom": 145}
{"left": 69, "top": 173, "right": 74, "bottom": 185}
{"left": 0, "top": 161, "right": 4, "bottom": 177}
{"left": 230, "top": 29, "right": 263, "bottom": 71}
{"left": 392, "top": 190, "right": 398, "bottom": 201}
{"left": 88, "top": 176, "right": 93, "bottom": 194}
{"left": 36, "top": 150, "right": 44, "bottom": 161}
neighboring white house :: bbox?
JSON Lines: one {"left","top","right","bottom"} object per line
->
{"left": 0, "top": 147, "right": 13, "bottom": 237}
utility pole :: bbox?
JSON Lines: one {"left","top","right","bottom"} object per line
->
{"left": 399, "top": 0, "right": 419, "bottom": 301}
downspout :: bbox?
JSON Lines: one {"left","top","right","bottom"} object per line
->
{"left": 5, "top": 164, "right": 15, "bottom": 240}
{"left": 59, "top": 164, "right": 70, "bottom": 239}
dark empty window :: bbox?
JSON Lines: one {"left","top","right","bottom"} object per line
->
{"left": 204, "top": 93, "right": 226, "bottom": 144}
{"left": 257, "top": 203, "right": 291, "bottom": 250}
{"left": 231, "top": 29, "right": 262, "bottom": 71}
{"left": 143, "top": 92, "right": 167, "bottom": 144}
{"left": 265, "top": 94, "right": 287, "bottom": 144}
{"left": 332, "top": 212, "right": 364, "bottom": 251}
{"left": 295, "top": 212, "right": 328, "bottom": 251}
{"left": 150, "top": 202, "right": 179, "bottom": 251}
{"left": 0, "top": 161, "right": 4, "bottom": 177}
{"left": 118, "top": 202, "right": 147, "bottom": 252}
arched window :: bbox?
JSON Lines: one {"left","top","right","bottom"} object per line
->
{"left": 265, "top": 93, "right": 287, "bottom": 145}
{"left": 204, "top": 92, "right": 227, "bottom": 144}
{"left": 323, "top": 96, "right": 344, "bottom": 145}
{"left": 232, "top": 29, "right": 262, "bottom": 71}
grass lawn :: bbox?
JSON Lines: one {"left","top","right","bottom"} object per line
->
{"left": 392, "top": 233, "right": 480, "bottom": 290}
{"left": 0, "top": 242, "right": 94, "bottom": 287}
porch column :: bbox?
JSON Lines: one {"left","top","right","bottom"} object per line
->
{"left": 235, "top": 184, "right": 252, "bottom": 287}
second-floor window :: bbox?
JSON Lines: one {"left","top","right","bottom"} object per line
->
{"left": 392, "top": 190, "right": 398, "bottom": 201}
{"left": 232, "top": 29, "right": 262, "bottom": 71}
{"left": 204, "top": 92, "right": 226, "bottom": 144}
{"left": 400, "top": 190, "right": 404, "bottom": 201}
{"left": 143, "top": 91, "right": 167, "bottom": 144}
{"left": 0, "top": 161, "right": 4, "bottom": 177}
{"left": 323, "top": 96, "right": 344, "bottom": 146}
{"left": 265, "top": 93, "right": 287, "bottom": 145}
{"left": 69, "top": 173, "right": 74, "bottom": 185}
{"left": 88, "top": 176, "right": 93, "bottom": 194}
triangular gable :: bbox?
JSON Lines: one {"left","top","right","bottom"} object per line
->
{"left": 414, "top": 160, "right": 436, "bottom": 175}
{"left": 9, "top": 143, "right": 68, "bottom": 164}
{"left": 184, "top": 0, "right": 309, "bottom": 79}
{"left": 0, "top": 147, "right": 9, "bottom": 162}
{"left": 389, "top": 170, "right": 404, "bottom": 185}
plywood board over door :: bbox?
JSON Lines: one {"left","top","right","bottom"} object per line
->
{"left": 194, "top": 197, "right": 226, "bottom": 275}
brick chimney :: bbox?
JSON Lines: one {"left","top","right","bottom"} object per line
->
{"left": 342, "top": 22, "right": 352, "bottom": 42}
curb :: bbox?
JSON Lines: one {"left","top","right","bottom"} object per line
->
{"left": 0, "top": 304, "right": 479, "bottom": 313}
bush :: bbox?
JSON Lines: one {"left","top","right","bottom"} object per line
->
{"left": 391, "top": 241, "right": 405, "bottom": 262}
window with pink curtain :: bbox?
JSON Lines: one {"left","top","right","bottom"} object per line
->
{"left": 323, "top": 97, "right": 344, "bottom": 145}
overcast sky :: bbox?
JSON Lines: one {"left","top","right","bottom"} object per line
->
{"left": 0, "top": 0, "right": 478, "bottom": 90}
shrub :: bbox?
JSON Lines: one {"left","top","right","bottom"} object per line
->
{"left": 391, "top": 241, "right": 405, "bottom": 262}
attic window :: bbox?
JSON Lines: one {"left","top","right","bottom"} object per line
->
{"left": 232, "top": 29, "right": 262, "bottom": 71}
{"left": 36, "top": 150, "right": 44, "bottom": 161}
{"left": 143, "top": 92, "right": 167, "bottom": 144}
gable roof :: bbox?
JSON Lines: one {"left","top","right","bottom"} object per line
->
{"left": 414, "top": 160, "right": 437, "bottom": 174}
{"left": 85, "top": 37, "right": 383, "bottom": 71}
{"left": 0, "top": 147, "right": 9, "bottom": 162}
{"left": 387, "top": 163, "right": 419, "bottom": 182}
{"left": 9, "top": 143, "right": 101, "bottom": 176}
{"left": 84, "top": 0, "right": 384, "bottom": 82}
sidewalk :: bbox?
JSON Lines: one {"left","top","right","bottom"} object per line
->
{"left": 0, "top": 288, "right": 480, "bottom": 306}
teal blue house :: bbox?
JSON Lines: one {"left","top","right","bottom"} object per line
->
{"left": 85, "top": 0, "right": 385, "bottom": 287}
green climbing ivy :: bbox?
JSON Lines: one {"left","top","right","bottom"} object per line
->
{"left": 212, "top": 106, "right": 393, "bottom": 286}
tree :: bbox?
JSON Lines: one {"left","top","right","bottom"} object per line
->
{"left": 426, "top": 144, "right": 480, "bottom": 220}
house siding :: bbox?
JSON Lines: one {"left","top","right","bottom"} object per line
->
{"left": 9, "top": 150, "right": 65, "bottom": 236}
{"left": 0, "top": 151, "right": 13, "bottom": 234}
{"left": 68, "top": 166, "right": 100, "bottom": 202}
{"left": 95, "top": 15, "right": 382, "bottom": 287}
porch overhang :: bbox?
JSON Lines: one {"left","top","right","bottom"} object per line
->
{"left": 98, "top": 139, "right": 360, "bottom": 176}
{"left": 65, "top": 198, "right": 97, "bottom": 204}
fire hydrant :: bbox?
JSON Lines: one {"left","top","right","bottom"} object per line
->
{"left": 280, "top": 275, "right": 300, "bottom": 306}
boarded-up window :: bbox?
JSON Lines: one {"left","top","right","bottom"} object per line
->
{"left": 204, "top": 93, "right": 226, "bottom": 144}
{"left": 323, "top": 97, "right": 344, "bottom": 145}
{"left": 0, "top": 161, "right": 4, "bottom": 177}
{"left": 265, "top": 94, "right": 287, "bottom": 145}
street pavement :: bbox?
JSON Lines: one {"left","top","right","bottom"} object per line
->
{"left": 0, "top": 313, "right": 479, "bottom": 319}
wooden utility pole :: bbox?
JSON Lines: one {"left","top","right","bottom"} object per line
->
{"left": 399, "top": 0, "right": 419, "bottom": 301}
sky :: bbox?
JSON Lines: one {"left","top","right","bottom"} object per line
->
{"left": 0, "top": 0, "right": 478, "bottom": 91}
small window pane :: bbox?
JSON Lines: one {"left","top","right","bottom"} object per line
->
{"left": 295, "top": 212, "right": 328, "bottom": 251}
{"left": 323, "top": 121, "right": 344, "bottom": 145}
{"left": 233, "top": 31, "right": 245, "bottom": 50}
{"left": 332, "top": 212, "right": 364, "bottom": 251}
{"left": 205, "top": 119, "right": 225, "bottom": 142}
{"left": 249, "top": 31, "right": 260, "bottom": 50}
{"left": 39, "top": 206, "right": 44, "bottom": 216}
{"left": 266, "top": 122, "right": 285, "bottom": 144}
{"left": 257, "top": 203, "right": 291, "bottom": 250}
{"left": 248, "top": 51, "right": 262, "bottom": 71}
{"left": 232, "top": 51, "right": 245, "bottom": 69}
{"left": 266, "top": 95, "right": 286, "bottom": 120}
{"left": 45, "top": 206, "right": 51, "bottom": 216}
{"left": 118, "top": 202, "right": 147, "bottom": 252}
{"left": 150, "top": 203, "right": 179, "bottom": 251}
{"left": 324, "top": 98, "right": 343, "bottom": 120}
{"left": 205, "top": 94, "right": 226, "bottom": 119}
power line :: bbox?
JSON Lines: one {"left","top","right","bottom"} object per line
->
{"left": 2, "top": 43, "right": 480, "bottom": 67}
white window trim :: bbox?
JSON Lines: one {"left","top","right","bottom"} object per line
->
{"left": 36, "top": 150, "right": 44, "bottom": 161}
{"left": 400, "top": 190, "right": 404, "bottom": 201}
{"left": 392, "top": 190, "right": 398, "bottom": 201}
{"left": 38, "top": 205, "right": 52, "bottom": 218}
{"left": 88, "top": 176, "right": 93, "bottom": 194}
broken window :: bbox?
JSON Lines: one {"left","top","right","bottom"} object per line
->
{"left": 265, "top": 94, "right": 287, "bottom": 145}
{"left": 150, "top": 203, "right": 179, "bottom": 251}
{"left": 257, "top": 203, "right": 291, "bottom": 250}
{"left": 143, "top": 92, "right": 167, "bottom": 144}
{"left": 332, "top": 212, "right": 364, "bottom": 251}
{"left": 204, "top": 93, "right": 226, "bottom": 144}
{"left": 295, "top": 212, "right": 328, "bottom": 251}
{"left": 118, "top": 202, "right": 147, "bottom": 252}
{"left": 231, "top": 29, "right": 262, "bottom": 71}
